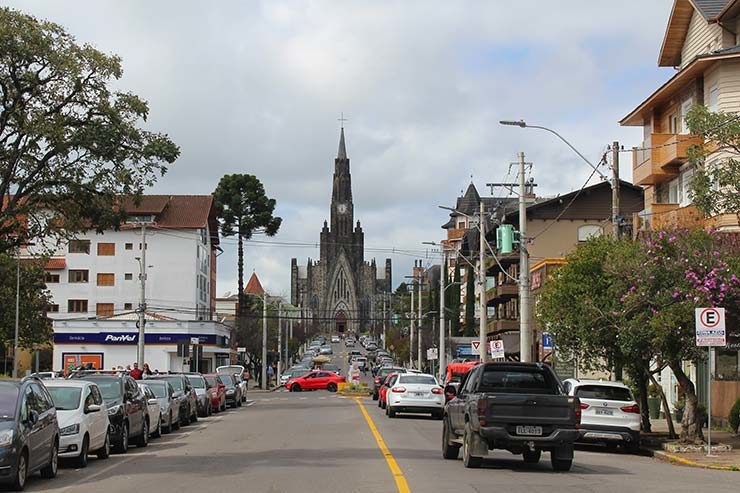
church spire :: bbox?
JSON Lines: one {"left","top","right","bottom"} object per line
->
{"left": 337, "top": 127, "right": 347, "bottom": 160}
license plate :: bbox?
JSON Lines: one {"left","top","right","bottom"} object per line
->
{"left": 595, "top": 409, "right": 614, "bottom": 416}
{"left": 411, "top": 392, "right": 426, "bottom": 398}
{"left": 516, "top": 425, "right": 543, "bottom": 436}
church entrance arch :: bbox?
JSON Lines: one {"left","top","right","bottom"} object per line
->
{"left": 334, "top": 310, "right": 347, "bottom": 334}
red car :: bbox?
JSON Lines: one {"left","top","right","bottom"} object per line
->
{"left": 286, "top": 370, "right": 345, "bottom": 392}
{"left": 377, "top": 373, "right": 401, "bottom": 409}
{"left": 204, "top": 373, "right": 227, "bottom": 412}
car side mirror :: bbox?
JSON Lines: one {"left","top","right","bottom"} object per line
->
{"left": 28, "top": 410, "right": 39, "bottom": 426}
{"left": 444, "top": 384, "right": 458, "bottom": 401}
{"left": 148, "top": 398, "right": 158, "bottom": 405}
{"left": 85, "top": 404, "right": 101, "bottom": 414}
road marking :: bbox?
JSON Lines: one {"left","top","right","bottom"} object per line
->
{"left": 353, "top": 398, "right": 411, "bottom": 493}
{"left": 246, "top": 400, "right": 256, "bottom": 407}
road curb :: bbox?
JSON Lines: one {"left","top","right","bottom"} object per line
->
{"left": 652, "top": 450, "right": 740, "bottom": 471}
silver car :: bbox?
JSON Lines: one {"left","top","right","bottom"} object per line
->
{"left": 139, "top": 381, "right": 179, "bottom": 433}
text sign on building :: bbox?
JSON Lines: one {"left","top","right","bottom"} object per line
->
{"left": 695, "top": 307, "right": 726, "bottom": 347}
{"left": 489, "top": 340, "right": 505, "bottom": 359}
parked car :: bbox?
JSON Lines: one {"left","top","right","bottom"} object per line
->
{"left": 216, "top": 366, "right": 248, "bottom": 402}
{"left": 147, "top": 374, "right": 197, "bottom": 426}
{"left": 373, "top": 367, "right": 406, "bottom": 400}
{"left": 184, "top": 374, "right": 212, "bottom": 417}
{"left": 280, "top": 368, "right": 310, "bottom": 387}
{"left": 45, "top": 380, "right": 110, "bottom": 468}
{"left": 319, "top": 346, "right": 333, "bottom": 355}
{"left": 443, "top": 362, "right": 580, "bottom": 471}
{"left": 137, "top": 384, "right": 162, "bottom": 438}
{"left": 218, "top": 374, "right": 242, "bottom": 408}
{"left": 563, "top": 379, "right": 641, "bottom": 452}
{"left": 0, "top": 378, "right": 60, "bottom": 490}
{"left": 377, "top": 373, "right": 401, "bottom": 410}
{"left": 140, "top": 380, "right": 179, "bottom": 433}
{"left": 331, "top": 335, "right": 340, "bottom": 343}
{"left": 70, "top": 372, "right": 149, "bottom": 453}
{"left": 345, "top": 338, "right": 356, "bottom": 347}
{"left": 203, "top": 374, "right": 226, "bottom": 413}
{"left": 286, "top": 371, "right": 345, "bottom": 392}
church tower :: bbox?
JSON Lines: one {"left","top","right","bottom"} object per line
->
{"left": 330, "top": 127, "right": 354, "bottom": 237}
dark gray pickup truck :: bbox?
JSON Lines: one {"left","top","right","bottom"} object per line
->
{"left": 442, "top": 362, "right": 581, "bottom": 471}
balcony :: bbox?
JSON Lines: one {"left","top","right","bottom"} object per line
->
{"left": 487, "top": 283, "right": 518, "bottom": 305}
{"left": 487, "top": 318, "right": 519, "bottom": 335}
{"left": 651, "top": 203, "right": 705, "bottom": 230}
{"left": 447, "top": 228, "right": 466, "bottom": 241}
{"left": 632, "top": 133, "right": 702, "bottom": 186}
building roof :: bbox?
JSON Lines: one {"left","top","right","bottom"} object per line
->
{"left": 104, "top": 310, "right": 177, "bottom": 321}
{"left": 693, "top": 0, "right": 732, "bottom": 18}
{"left": 337, "top": 127, "right": 347, "bottom": 160}
{"left": 244, "top": 272, "right": 265, "bottom": 296}
{"left": 659, "top": 0, "right": 734, "bottom": 67}
{"left": 441, "top": 183, "right": 517, "bottom": 229}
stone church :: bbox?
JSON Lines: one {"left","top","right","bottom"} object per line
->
{"left": 290, "top": 128, "right": 392, "bottom": 333}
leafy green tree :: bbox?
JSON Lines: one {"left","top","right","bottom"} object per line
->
{"left": 0, "top": 254, "right": 52, "bottom": 350}
{"left": 213, "top": 174, "right": 281, "bottom": 340}
{"left": 0, "top": 8, "right": 179, "bottom": 253}
{"left": 685, "top": 105, "right": 740, "bottom": 221}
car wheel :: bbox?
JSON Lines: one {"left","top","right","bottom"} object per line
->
{"left": 372, "top": 392, "right": 379, "bottom": 401}
{"left": 73, "top": 434, "right": 89, "bottom": 468}
{"left": 191, "top": 406, "right": 198, "bottom": 423}
{"left": 523, "top": 450, "right": 541, "bottom": 464}
{"left": 173, "top": 415, "right": 181, "bottom": 430}
{"left": 377, "top": 398, "right": 382, "bottom": 408}
{"left": 327, "top": 383, "right": 337, "bottom": 393}
{"left": 40, "top": 440, "right": 58, "bottom": 478}
{"left": 153, "top": 414, "right": 162, "bottom": 438}
{"left": 387, "top": 406, "right": 396, "bottom": 418}
{"left": 462, "top": 423, "right": 482, "bottom": 469}
{"left": 115, "top": 422, "right": 129, "bottom": 453}
{"left": 551, "top": 456, "right": 573, "bottom": 472}
{"left": 442, "top": 417, "right": 460, "bottom": 460}
{"left": 12, "top": 450, "right": 27, "bottom": 491}
{"left": 182, "top": 407, "right": 191, "bottom": 426}
{"left": 237, "top": 398, "right": 242, "bottom": 407}
{"left": 220, "top": 401, "right": 226, "bottom": 412}
{"left": 291, "top": 384, "right": 301, "bottom": 392}
{"left": 97, "top": 430, "right": 111, "bottom": 459}
{"left": 163, "top": 412, "right": 172, "bottom": 434}
{"left": 135, "top": 419, "right": 149, "bottom": 447}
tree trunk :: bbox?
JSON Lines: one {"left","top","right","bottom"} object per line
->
{"left": 670, "top": 361, "right": 704, "bottom": 443}
{"left": 635, "top": 369, "right": 651, "bottom": 433}
{"left": 647, "top": 370, "right": 677, "bottom": 439}
{"left": 237, "top": 231, "right": 244, "bottom": 341}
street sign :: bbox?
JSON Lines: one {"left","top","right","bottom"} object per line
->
{"left": 426, "top": 348, "right": 438, "bottom": 360}
{"left": 489, "top": 340, "right": 505, "bottom": 359}
{"left": 542, "top": 333, "right": 554, "bottom": 350}
{"left": 695, "top": 307, "right": 726, "bottom": 347}
{"left": 471, "top": 340, "right": 481, "bottom": 353}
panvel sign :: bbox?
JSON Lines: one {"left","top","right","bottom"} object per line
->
{"left": 55, "top": 332, "right": 222, "bottom": 345}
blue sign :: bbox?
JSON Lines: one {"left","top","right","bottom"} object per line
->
{"left": 456, "top": 345, "right": 475, "bottom": 357}
{"left": 54, "top": 332, "right": 223, "bottom": 345}
{"left": 542, "top": 333, "right": 554, "bottom": 350}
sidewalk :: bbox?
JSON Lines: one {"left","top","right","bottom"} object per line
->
{"left": 644, "top": 419, "right": 740, "bottom": 470}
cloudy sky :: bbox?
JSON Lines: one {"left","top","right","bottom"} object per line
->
{"left": 10, "top": 0, "right": 675, "bottom": 298}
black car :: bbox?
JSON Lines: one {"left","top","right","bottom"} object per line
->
{"left": 0, "top": 378, "right": 59, "bottom": 490}
{"left": 70, "top": 372, "right": 149, "bottom": 453}
{"left": 146, "top": 374, "right": 198, "bottom": 426}
{"left": 218, "top": 374, "right": 242, "bottom": 408}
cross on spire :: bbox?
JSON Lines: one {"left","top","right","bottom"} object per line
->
{"left": 338, "top": 112, "right": 348, "bottom": 129}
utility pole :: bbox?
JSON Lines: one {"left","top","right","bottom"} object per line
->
{"left": 439, "top": 250, "right": 447, "bottom": 382}
{"left": 479, "top": 201, "right": 488, "bottom": 364}
{"left": 410, "top": 280, "right": 415, "bottom": 369}
{"left": 417, "top": 270, "right": 422, "bottom": 371}
{"left": 262, "top": 294, "right": 268, "bottom": 389}
{"left": 12, "top": 258, "right": 20, "bottom": 378}
{"left": 382, "top": 294, "right": 387, "bottom": 349}
{"left": 277, "top": 302, "right": 282, "bottom": 385}
{"left": 612, "top": 141, "right": 621, "bottom": 238}
{"left": 518, "top": 151, "right": 532, "bottom": 362}
{"left": 137, "top": 222, "right": 148, "bottom": 367}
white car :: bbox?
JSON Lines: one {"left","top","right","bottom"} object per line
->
{"left": 45, "top": 380, "right": 111, "bottom": 467}
{"left": 386, "top": 373, "right": 445, "bottom": 419}
{"left": 331, "top": 335, "right": 340, "bottom": 343}
{"left": 138, "top": 383, "right": 162, "bottom": 438}
{"left": 563, "top": 379, "right": 641, "bottom": 452}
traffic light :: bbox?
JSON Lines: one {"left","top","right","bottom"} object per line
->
{"left": 497, "top": 224, "right": 515, "bottom": 254}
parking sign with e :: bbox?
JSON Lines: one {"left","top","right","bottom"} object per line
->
{"left": 695, "top": 307, "right": 726, "bottom": 347}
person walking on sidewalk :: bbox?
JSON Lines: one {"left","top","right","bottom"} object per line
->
{"left": 266, "top": 363, "right": 274, "bottom": 388}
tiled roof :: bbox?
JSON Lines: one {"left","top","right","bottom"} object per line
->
{"left": 244, "top": 272, "right": 265, "bottom": 296}
{"left": 121, "top": 195, "right": 214, "bottom": 229}
{"left": 45, "top": 258, "right": 66, "bottom": 270}
{"left": 693, "top": 0, "right": 732, "bottom": 19}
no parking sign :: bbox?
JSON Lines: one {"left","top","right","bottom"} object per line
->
{"left": 695, "top": 307, "right": 726, "bottom": 347}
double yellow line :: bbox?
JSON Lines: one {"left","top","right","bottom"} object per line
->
{"left": 354, "top": 398, "right": 411, "bottom": 493}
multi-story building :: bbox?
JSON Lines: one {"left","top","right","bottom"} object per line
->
{"left": 620, "top": 0, "right": 740, "bottom": 232}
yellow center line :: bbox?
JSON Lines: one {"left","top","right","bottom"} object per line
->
{"left": 354, "top": 398, "right": 411, "bottom": 493}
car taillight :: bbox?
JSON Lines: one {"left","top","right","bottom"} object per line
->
{"left": 374, "top": 377, "right": 381, "bottom": 384}
{"left": 431, "top": 388, "right": 443, "bottom": 395}
{"left": 391, "top": 387, "right": 406, "bottom": 393}
{"left": 477, "top": 396, "right": 487, "bottom": 427}
{"left": 580, "top": 403, "right": 590, "bottom": 409}
{"left": 575, "top": 401, "right": 584, "bottom": 426}
{"left": 620, "top": 404, "right": 640, "bottom": 414}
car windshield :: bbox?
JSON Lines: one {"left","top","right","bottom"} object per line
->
{"left": 398, "top": 375, "right": 437, "bottom": 385}
{"left": 146, "top": 383, "right": 168, "bottom": 399}
{"left": 576, "top": 385, "right": 633, "bottom": 401}
{"left": 479, "top": 369, "right": 559, "bottom": 395}
{"left": 186, "top": 376, "right": 206, "bottom": 389}
{"left": 84, "top": 378, "right": 122, "bottom": 400}
{"left": 220, "top": 374, "right": 234, "bottom": 386}
{"left": 204, "top": 376, "right": 218, "bottom": 387}
{"left": 0, "top": 385, "right": 19, "bottom": 418}
{"left": 158, "top": 377, "right": 183, "bottom": 391}
{"left": 47, "top": 387, "right": 82, "bottom": 410}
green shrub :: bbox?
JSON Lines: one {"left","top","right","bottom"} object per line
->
{"left": 729, "top": 398, "right": 740, "bottom": 434}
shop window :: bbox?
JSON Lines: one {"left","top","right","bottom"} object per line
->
{"left": 45, "top": 272, "right": 60, "bottom": 283}
{"left": 68, "top": 270, "right": 89, "bottom": 283}
{"left": 68, "top": 299, "right": 88, "bottom": 313}
{"left": 96, "top": 303, "right": 114, "bottom": 317}
{"left": 125, "top": 273, "right": 133, "bottom": 280}
{"left": 125, "top": 243, "right": 133, "bottom": 250}
{"left": 68, "top": 240, "right": 90, "bottom": 254}
{"left": 578, "top": 225, "right": 603, "bottom": 242}
{"left": 97, "top": 273, "right": 115, "bottom": 286}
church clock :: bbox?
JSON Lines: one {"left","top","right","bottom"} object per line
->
{"left": 337, "top": 203, "right": 348, "bottom": 214}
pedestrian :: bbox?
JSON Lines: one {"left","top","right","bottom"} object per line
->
{"left": 143, "top": 363, "right": 153, "bottom": 376}
{"left": 267, "top": 364, "right": 274, "bottom": 387}
{"left": 129, "top": 362, "right": 143, "bottom": 380}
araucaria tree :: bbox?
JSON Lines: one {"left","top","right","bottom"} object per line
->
{"left": 0, "top": 8, "right": 179, "bottom": 252}
{"left": 212, "top": 174, "right": 281, "bottom": 340}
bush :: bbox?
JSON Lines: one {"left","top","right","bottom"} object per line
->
{"left": 729, "top": 398, "right": 740, "bottom": 434}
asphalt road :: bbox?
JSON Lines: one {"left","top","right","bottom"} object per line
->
{"left": 20, "top": 342, "right": 740, "bottom": 493}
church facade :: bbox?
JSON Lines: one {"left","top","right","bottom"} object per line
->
{"left": 290, "top": 129, "right": 391, "bottom": 334}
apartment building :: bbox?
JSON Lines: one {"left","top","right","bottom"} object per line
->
{"left": 621, "top": 0, "right": 740, "bottom": 232}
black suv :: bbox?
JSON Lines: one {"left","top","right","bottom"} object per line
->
{"left": 0, "top": 377, "right": 59, "bottom": 490}
{"left": 70, "top": 372, "right": 148, "bottom": 453}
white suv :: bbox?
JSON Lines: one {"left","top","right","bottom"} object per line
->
{"left": 563, "top": 379, "right": 640, "bottom": 452}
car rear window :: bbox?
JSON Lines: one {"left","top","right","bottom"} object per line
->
{"left": 398, "top": 375, "right": 437, "bottom": 385}
{"left": 576, "top": 385, "right": 633, "bottom": 401}
{"left": 478, "top": 368, "right": 559, "bottom": 394}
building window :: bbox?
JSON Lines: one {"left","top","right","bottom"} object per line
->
{"left": 97, "top": 273, "right": 115, "bottom": 286}
{"left": 47, "top": 304, "right": 59, "bottom": 313}
{"left": 124, "top": 303, "right": 133, "bottom": 310}
{"left": 125, "top": 243, "right": 133, "bottom": 250}
{"left": 96, "top": 303, "right": 114, "bottom": 317}
{"left": 138, "top": 243, "right": 148, "bottom": 250}
{"left": 97, "top": 242, "right": 115, "bottom": 256}
{"left": 68, "top": 240, "right": 90, "bottom": 254}
{"left": 68, "top": 299, "right": 88, "bottom": 313}
{"left": 578, "top": 225, "right": 603, "bottom": 242}
{"left": 68, "top": 270, "right": 89, "bottom": 283}
{"left": 124, "top": 273, "right": 133, "bottom": 281}
{"left": 709, "top": 85, "right": 719, "bottom": 112}
{"left": 669, "top": 178, "right": 680, "bottom": 204}
{"left": 45, "top": 272, "right": 60, "bottom": 283}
